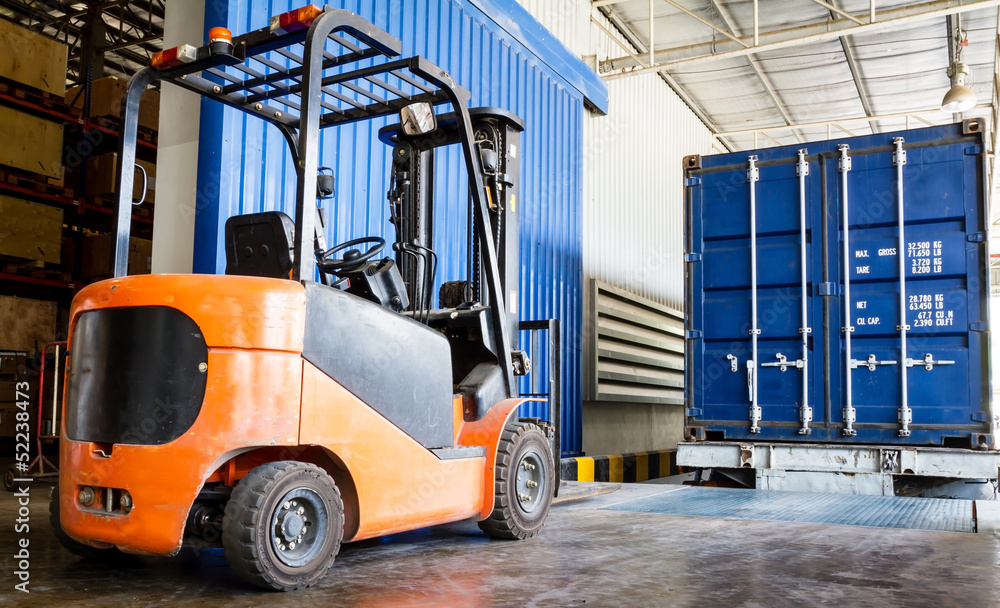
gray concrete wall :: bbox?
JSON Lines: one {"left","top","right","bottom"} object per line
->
{"left": 582, "top": 401, "right": 684, "bottom": 456}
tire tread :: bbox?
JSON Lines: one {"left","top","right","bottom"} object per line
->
{"left": 222, "top": 461, "right": 343, "bottom": 591}
{"left": 478, "top": 421, "right": 553, "bottom": 540}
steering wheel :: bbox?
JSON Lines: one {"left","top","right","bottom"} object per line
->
{"left": 317, "top": 236, "right": 385, "bottom": 273}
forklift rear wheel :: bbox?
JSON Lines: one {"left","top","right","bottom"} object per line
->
{"left": 222, "top": 461, "right": 344, "bottom": 591}
{"left": 4, "top": 465, "right": 17, "bottom": 492}
{"left": 478, "top": 421, "right": 554, "bottom": 540}
{"left": 48, "top": 487, "right": 127, "bottom": 560}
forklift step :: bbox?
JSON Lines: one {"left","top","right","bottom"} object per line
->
{"left": 431, "top": 446, "right": 486, "bottom": 460}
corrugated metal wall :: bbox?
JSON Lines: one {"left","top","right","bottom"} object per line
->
{"left": 582, "top": 71, "right": 716, "bottom": 310}
{"left": 195, "top": 0, "right": 605, "bottom": 455}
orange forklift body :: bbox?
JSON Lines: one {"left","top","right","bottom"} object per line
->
{"left": 59, "top": 274, "right": 527, "bottom": 555}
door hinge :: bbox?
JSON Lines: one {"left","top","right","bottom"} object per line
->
{"left": 684, "top": 177, "right": 701, "bottom": 187}
{"left": 684, "top": 252, "right": 702, "bottom": 262}
{"left": 686, "top": 330, "right": 702, "bottom": 339}
{"left": 972, "top": 412, "right": 990, "bottom": 423}
{"left": 970, "top": 321, "right": 987, "bottom": 332}
{"left": 818, "top": 282, "right": 837, "bottom": 296}
{"left": 686, "top": 408, "right": 703, "bottom": 417}
{"left": 965, "top": 145, "right": 984, "bottom": 155}
{"left": 967, "top": 232, "right": 986, "bottom": 243}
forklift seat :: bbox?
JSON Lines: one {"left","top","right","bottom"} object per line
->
{"left": 224, "top": 211, "right": 295, "bottom": 278}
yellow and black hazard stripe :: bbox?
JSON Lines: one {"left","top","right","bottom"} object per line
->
{"left": 560, "top": 450, "right": 678, "bottom": 483}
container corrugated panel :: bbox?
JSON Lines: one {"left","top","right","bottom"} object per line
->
{"left": 685, "top": 123, "right": 993, "bottom": 447}
{"left": 193, "top": 0, "right": 607, "bottom": 455}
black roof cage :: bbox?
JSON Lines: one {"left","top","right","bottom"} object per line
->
{"left": 109, "top": 7, "right": 517, "bottom": 395}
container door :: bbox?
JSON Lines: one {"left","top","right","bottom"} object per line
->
{"left": 829, "top": 132, "right": 991, "bottom": 447}
{"left": 689, "top": 151, "right": 825, "bottom": 441}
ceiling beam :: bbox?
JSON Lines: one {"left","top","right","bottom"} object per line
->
{"left": 593, "top": 4, "right": 735, "bottom": 151}
{"left": 662, "top": 0, "right": 748, "bottom": 48}
{"left": 828, "top": 0, "right": 879, "bottom": 135}
{"left": 707, "top": 0, "right": 803, "bottom": 143}
{"left": 601, "top": 0, "right": 1000, "bottom": 77}
{"left": 808, "top": 0, "right": 865, "bottom": 25}
{"left": 714, "top": 103, "right": 990, "bottom": 137}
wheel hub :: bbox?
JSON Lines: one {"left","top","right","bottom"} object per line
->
{"left": 269, "top": 488, "right": 330, "bottom": 568}
{"left": 280, "top": 512, "right": 305, "bottom": 541}
{"left": 514, "top": 449, "right": 546, "bottom": 514}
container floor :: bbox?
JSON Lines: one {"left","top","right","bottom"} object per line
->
{"left": 2, "top": 482, "right": 998, "bottom": 607}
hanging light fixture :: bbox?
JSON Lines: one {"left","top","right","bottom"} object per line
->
{"left": 941, "top": 24, "right": 975, "bottom": 112}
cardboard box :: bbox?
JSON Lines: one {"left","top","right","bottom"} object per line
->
{"left": 0, "top": 352, "right": 26, "bottom": 377}
{"left": 0, "top": 296, "right": 57, "bottom": 354}
{"left": 0, "top": 195, "right": 63, "bottom": 263}
{"left": 80, "top": 234, "right": 152, "bottom": 278}
{"left": 0, "top": 105, "right": 64, "bottom": 179}
{"left": 0, "top": 20, "right": 67, "bottom": 96}
{"left": 85, "top": 152, "right": 156, "bottom": 204}
{"left": 66, "top": 76, "right": 160, "bottom": 130}
{"left": 0, "top": 407, "right": 16, "bottom": 438}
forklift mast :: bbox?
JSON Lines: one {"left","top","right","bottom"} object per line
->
{"left": 380, "top": 108, "right": 524, "bottom": 347}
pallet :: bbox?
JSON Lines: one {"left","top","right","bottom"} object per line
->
{"left": 87, "top": 116, "right": 158, "bottom": 148}
{"left": 0, "top": 75, "right": 79, "bottom": 122}
{"left": 0, "top": 167, "right": 74, "bottom": 200}
{"left": 0, "top": 260, "right": 71, "bottom": 284}
{"left": 87, "top": 195, "right": 154, "bottom": 219}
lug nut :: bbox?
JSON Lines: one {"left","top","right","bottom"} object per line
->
{"left": 78, "top": 486, "right": 95, "bottom": 507}
{"left": 283, "top": 501, "right": 291, "bottom": 509}
{"left": 288, "top": 542, "right": 295, "bottom": 549}
{"left": 279, "top": 544, "right": 286, "bottom": 551}
{"left": 120, "top": 490, "right": 133, "bottom": 511}
{"left": 297, "top": 507, "right": 304, "bottom": 514}
{"left": 527, "top": 480, "right": 538, "bottom": 488}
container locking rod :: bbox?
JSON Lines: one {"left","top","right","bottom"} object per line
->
{"left": 747, "top": 155, "right": 761, "bottom": 434}
{"left": 893, "top": 137, "right": 912, "bottom": 438}
{"left": 839, "top": 144, "right": 857, "bottom": 437}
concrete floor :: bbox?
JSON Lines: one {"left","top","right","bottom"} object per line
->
{"left": 1, "top": 482, "right": 999, "bottom": 607}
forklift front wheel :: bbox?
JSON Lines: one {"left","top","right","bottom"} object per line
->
{"left": 222, "top": 461, "right": 344, "bottom": 591}
{"left": 478, "top": 421, "right": 555, "bottom": 540}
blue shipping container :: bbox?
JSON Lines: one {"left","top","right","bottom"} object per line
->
{"left": 685, "top": 122, "right": 993, "bottom": 447}
{"left": 192, "top": 0, "right": 607, "bottom": 455}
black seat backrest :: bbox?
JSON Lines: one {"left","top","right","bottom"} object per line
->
{"left": 224, "top": 211, "right": 295, "bottom": 278}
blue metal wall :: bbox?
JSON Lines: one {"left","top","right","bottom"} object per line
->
{"left": 192, "top": 0, "right": 607, "bottom": 455}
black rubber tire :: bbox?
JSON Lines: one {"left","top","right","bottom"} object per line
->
{"left": 48, "top": 487, "right": 125, "bottom": 560}
{"left": 478, "top": 421, "right": 555, "bottom": 540}
{"left": 222, "top": 461, "right": 344, "bottom": 591}
{"left": 4, "top": 465, "right": 17, "bottom": 492}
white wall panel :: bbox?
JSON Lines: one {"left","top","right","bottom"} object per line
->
{"left": 582, "top": 71, "right": 716, "bottom": 309}
{"left": 513, "top": 0, "right": 589, "bottom": 56}
{"left": 517, "top": 0, "right": 717, "bottom": 309}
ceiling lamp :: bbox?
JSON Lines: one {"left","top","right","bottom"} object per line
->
{"left": 941, "top": 61, "right": 976, "bottom": 112}
{"left": 942, "top": 23, "right": 975, "bottom": 113}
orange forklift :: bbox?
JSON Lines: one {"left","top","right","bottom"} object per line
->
{"left": 52, "top": 7, "right": 560, "bottom": 591}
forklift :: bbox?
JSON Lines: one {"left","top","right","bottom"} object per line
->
{"left": 52, "top": 7, "right": 560, "bottom": 591}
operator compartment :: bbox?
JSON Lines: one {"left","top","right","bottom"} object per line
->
{"left": 65, "top": 306, "right": 209, "bottom": 447}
